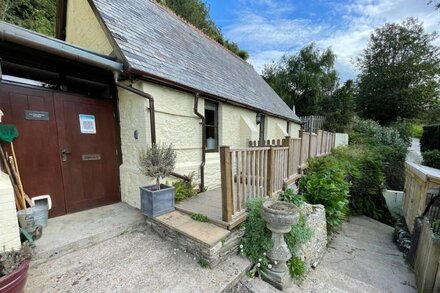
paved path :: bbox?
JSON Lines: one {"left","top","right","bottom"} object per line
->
{"left": 239, "top": 216, "right": 417, "bottom": 292}
{"left": 407, "top": 138, "right": 422, "bottom": 164}
{"left": 26, "top": 227, "right": 250, "bottom": 293}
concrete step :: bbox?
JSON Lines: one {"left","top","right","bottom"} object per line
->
{"left": 147, "top": 210, "right": 245, "bottom": 268}
{"left": 33, "top": 203, "right": 145, "bottom": 265}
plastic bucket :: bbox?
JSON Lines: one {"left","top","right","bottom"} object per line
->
{"left": 17, "top": 205, "right": 49, "bottom": 228}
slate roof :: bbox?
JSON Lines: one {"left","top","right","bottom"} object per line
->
{"left": 91, "top": 0, "right": 300, "bottom": 122}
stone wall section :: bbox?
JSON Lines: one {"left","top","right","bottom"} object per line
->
{"left": 146, "top": 216, "right": 245, "bottom": 268}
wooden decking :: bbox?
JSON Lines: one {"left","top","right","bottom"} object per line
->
{"left": 175, "top": 188, "right": 246, "bottom": 230}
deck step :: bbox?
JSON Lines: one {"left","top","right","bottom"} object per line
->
{"left": 147, "top": 210, "right": 245, "bottom": 268}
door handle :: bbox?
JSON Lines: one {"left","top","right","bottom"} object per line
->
{"left": 61, "top": 149, "right": 72, "bottom": 162}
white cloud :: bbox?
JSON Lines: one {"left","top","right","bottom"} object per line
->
{"left": 223, "top": 0, "right": 440, "bottom": 80}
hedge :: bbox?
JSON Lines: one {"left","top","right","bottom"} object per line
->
{"left": 421, "top": 124, "right": 440, "bottom": 152}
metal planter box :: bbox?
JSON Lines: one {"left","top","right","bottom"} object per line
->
{"left": 140, "top": 184, "right": 175, "bottom": 217}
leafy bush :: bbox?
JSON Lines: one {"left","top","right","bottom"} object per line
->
{"left": 389, "top": 119, "right": 412, "bottom": 146}
{"left": 351, "top": 119, "right": 407, "bottom": 190}
{"left": 173, "top": 173, "right": 198, "bottom": 201}
{"left": 278, "top": 188, "right": 305, "bottom": 206}
{"left": 422, "top": 150, "right": 440, "bottom": 169}
{"left": 138, "top": 144, "right": 176, "bottom": 190}
{"left": 241, "top": 198, "right": 272, "bottom": 268}
{"left": 421, "top": 124, "right": 440, "bottom": 152}
{"left": 410, "top": 123, "right": 423, "bottom": 139}
{"left": 299, "top": 166, "right": 349, "bottom": 233}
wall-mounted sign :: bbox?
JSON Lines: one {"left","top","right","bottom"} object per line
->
{"left": 82, "top": 154, "right": 101, "bottom": 161}
{"left": 79, "top": 114, "right": 96, "bottom": 134}
{"left": 25, "top": 110, "right": 49, "bottom": 121}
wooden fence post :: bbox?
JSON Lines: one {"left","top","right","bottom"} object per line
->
{"left": 220, "top": 146, "right": 233, "bottom": 222}
{"left": 267, "top": 146, "right": 275, "bottom": 196}
{"left": 283, "top": 136, "right": 292, "bottom": 178}
{"left": 298, "top": 130, "right": 304, "bottom": 174}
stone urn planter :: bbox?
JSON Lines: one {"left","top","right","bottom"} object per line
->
{"left": 261, "top": 200, "right": 299, "bottom": 290}
{"left": 140, "top": 184, "right": 175, "bottom": 217}
{"left": 0, "top": 259, "right": 30, "bottom": 293}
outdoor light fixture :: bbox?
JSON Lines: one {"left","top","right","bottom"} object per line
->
{"left": 256, "top": 113, "right": 263, "bottom": 125}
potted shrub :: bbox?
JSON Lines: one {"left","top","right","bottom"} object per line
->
{"left": 138, "top": 143, "right": 177, "bottom": 217}
{"left": 0, "top": 242, "right": 32, "bottom": 293}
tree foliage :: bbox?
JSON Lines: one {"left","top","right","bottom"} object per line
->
{"left": 323, "top": 80, "right": 356, "bottom": 132}
{"left": 262, "top": 43, "right": 339, "bottom": 116}
{"left": 356, "top": 18, "right": 440, "bottom": 125}
{"left": 159, "top": 0, "right": 249, "bottom": 60}
{"left": 0, "top": 0, "right": 55, "bottom": 36}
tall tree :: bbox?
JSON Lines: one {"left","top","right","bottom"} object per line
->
{"left": 262, "top": 43, "right": 339, "bottom": 116}
{"left": 0, "top": 0, "right": 55, "bottom": 36}
{"left": 356, "top": 18, "right": 440, "bottom": 125}
{"left": 323, "top": 80, "right": 356, "bottom": 132}
{"left": 159, "top": 0, "right": 249, "bottom": 60}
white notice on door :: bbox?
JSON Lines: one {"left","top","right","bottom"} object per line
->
{"left": 79, "top": 114, "right": 96, "bottom": 134}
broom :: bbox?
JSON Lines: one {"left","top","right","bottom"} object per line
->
{"left": 0, "top": 124, "right": 26, "bottom": 210}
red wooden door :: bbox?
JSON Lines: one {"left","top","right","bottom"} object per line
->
{"left": 0, "top": 83, "right": 66, "bottom": 217}
{"left": 54, "top": 92, "right": 120, "bottom": 213}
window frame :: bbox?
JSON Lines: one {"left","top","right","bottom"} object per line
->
{"left": 204, "top": 99, "right": 219, "bottom": 153}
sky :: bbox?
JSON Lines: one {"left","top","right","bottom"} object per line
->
{"left": 205, "top": 0, "right": 440, "bottom": 81}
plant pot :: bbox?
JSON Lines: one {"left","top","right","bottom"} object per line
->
{"left": 0, "top": 259, "right": 30, "bottom": 293}
{"left": 140, "top": 184, "right": 175, "bottom": 217}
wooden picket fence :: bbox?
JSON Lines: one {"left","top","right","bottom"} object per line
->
{"left": 220, "top": 130, "right": 335, "bottom": 222}
{"left": 403, "top": 162, "right": 440, "bottom": 232}
{"left": 300, "top": 115, "right": 325, "bottom": 133}
{"left": 414, "top": 218, "right": 440, "bottom": 293}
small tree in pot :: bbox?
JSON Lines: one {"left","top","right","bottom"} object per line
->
{"left": 138, "top": 143, "right": 177, "bottom": 217}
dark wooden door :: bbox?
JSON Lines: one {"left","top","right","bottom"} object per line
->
{"left": 0, "top": 83, "right": 66, "bottom": 217}
{"left": 54, "top": 92, "right": 120, "bottom": 213}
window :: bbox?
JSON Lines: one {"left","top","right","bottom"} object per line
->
{"left": 205, "top": 100, "right": 218, "bottom": 151}
{"left": 258, "top": 114, "right": 266, "bottom": 142}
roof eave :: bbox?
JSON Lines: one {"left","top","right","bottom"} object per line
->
{"left": 125, "top": 67, "right": 301, "bottom": 124}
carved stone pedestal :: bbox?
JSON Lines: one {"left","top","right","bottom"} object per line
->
{"left": 261, "top": 201, "right": 299, "bottom": 290}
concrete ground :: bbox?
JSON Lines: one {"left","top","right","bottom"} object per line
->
{"left": 238, "top": 216, "right": 417, "bottom": 293}
{"left": 407, "top": 138, "right": 422, "bottom": 164}
{"left": 33, "top": 203, "right": 145, "bottom": 263}
{"left": 26, "top": 227, "right": 251, "bottom": 293}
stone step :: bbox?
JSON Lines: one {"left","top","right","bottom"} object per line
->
{"left": 32, "top": 203, "right": 145, "bottom": 265}
{"left": 147, "top": 210, "right": 245, "bottom": 268}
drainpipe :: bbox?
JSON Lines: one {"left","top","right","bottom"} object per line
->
{"left": 114, "top": 74, "right": 156, "bottom": 144}
{"left": 193, "top": 93, "right": 205, "bottom": 192}
{"left": 113, "top": 73, "right": 189, "bottom": 181}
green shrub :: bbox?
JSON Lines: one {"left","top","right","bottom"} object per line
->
{"left": 410, "top": 124, "right": 423, "bottom": 139}
{"left": 173, "top": 173, "right": 198, "bottom": 201}
{"left": 241, "top": 198, "right": 272, "bottom": 268}
{"left": 278, "top": 188, "right": 305, "bottom": 206}
{"left": 422, "top": 150, "right": 440, "bottom": 169}
{"left": 389, "top": 119, "right": 412, "bottom": 146}
{"left": 299, "top": 166, "right": 349, "bottom": 233}
{"left": 191, "top": 213, "right": 209, "bottom": 222}
{"left": 421, "top": 124, "right": 440, "bottom": 152}
{"left": 351, "top": 119, "right": 407, "bottom": 190}
{"left": 288, "top": 256, "right": 307, "bottom": 279}
{"left": 307, "top": 146, "right": 392, "bottom": 223}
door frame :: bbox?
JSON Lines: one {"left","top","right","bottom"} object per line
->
{"left": 0, "top": 79, "right": 122, "bottom": 216}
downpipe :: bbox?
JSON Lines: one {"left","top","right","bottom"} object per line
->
{"left": 193, "top": 93, "right": 205, "bottom": 192}
{"left": 113, "top": 72, "right": 189, "bottom": 182}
